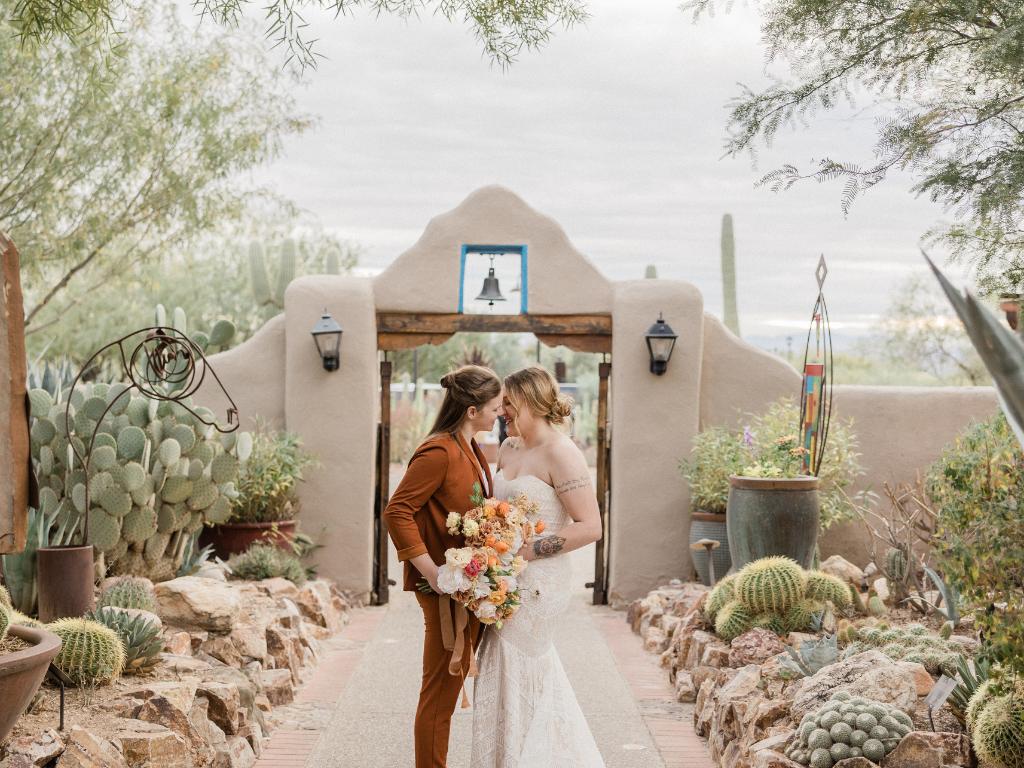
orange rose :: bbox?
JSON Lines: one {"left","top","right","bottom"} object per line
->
{"left": 487, "top": 553, "right": 499, "bottom": 568}
{"left": 494, "top": 541, "right": 509, "bottom": 553}
{"left": 484, "top": 535, "right": 497, "bottom": 547}
{"left": 497, "top": 501, "right": 510, "bottom": 517}
{"left": 535, "top": 520, "right": 546, "bottom": 534}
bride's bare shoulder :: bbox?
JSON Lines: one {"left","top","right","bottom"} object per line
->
{"left": 497, "top": 437, "right": 524, "bottom": 465}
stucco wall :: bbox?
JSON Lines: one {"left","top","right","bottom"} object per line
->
{"left": 197, "top": 314, "right": 287, "bottom": 431}
{"left": 283, "top": 276, "right": 378, "bottom": 597}
{"left": 609, "top": 280, "right": 705, "bottom": 606}
{"left": 374, "top": 186, "right": 613, "bottom": 314}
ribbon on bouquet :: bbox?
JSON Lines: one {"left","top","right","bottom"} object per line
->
{"left": 438, "top": 594, "right": 478, "bottom": 708}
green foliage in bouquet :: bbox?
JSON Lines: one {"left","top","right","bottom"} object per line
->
{"left": 87, "top": 608, "right": 163, "bottom": 675}
{"left": 26, "top": 381, "right": 249, "bottom": 582}
{"left": 786, "top": 691, "right": 912, "bottom": 768}
{"left": 705, "top": 556, "right": 851, "bottom": 641}
{"left": 926, "top": 413, "right": 1024, "bottom": 675}
{"left": 231, "top": 422, "right": 316, "bottom": 524}
{"left": 48, "top": 617, "right": 126, "bottom": 686}
{"left": 681, "top": 398, "right": 863, "bottom": 530}
{"left": 227, "top": 543, "right": 306, "bottom": 585}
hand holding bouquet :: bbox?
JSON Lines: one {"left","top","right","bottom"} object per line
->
{"left": 425, "top": 484, "right": 544, "bottom": 628}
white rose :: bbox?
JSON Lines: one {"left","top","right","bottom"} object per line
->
{"left": 512, "top": 556, "right": 527, "bottom": 575}
{"left": 437, "top": 564, "right": 473, "bottom": 594}
{"left": 446, "top": 512, "right": 462, "bottom": 534}
{"left": 473, "top": 581, "right": 492, "bottom": 599}
{"left": 475, "top": 601, "right": 498, "bottom": 621}
{"left": 498, "top": 575, "right": 517, "bottom": 594}
{"left": 445, "top": 547, "right": 474, "bottom": 568}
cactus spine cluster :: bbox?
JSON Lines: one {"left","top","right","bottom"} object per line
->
{"left": 966, "top": 677, "right": 1024, "bottom": 768}
{"left": 786, "top": 691, "right": 912, "bottom": 768}
{"left": 842, "top": 623, "right": 960, "bottom": 676}
{"left": 47, "top": 617, "right": 126, "bottom": 686}
{"left": 705, "top": 557, "right": 852, "bottom": 641}
{"left": 99, "top": 577, "right": 157, "bottom": 612}
{"left": 0, "top": 603, "right": 10, "bottom": 643}
{"left": 27, "top": 381, "right": 250, "bottom": 582}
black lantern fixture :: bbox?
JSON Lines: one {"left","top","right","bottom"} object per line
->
{"left": 645, "top": 313, "right": 677, "bottom": 375}
{"left": 475, "top": 254, "right": 507, "bottom": 306}
{"left": 311, "top": 309, "right": 343, "bottom": 371}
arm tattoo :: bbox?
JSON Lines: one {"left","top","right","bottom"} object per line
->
{"left": 533, "top": 535, "right": 566, "bottom": 558}
{"left": 555, "top": 475, "right": 591, "bottom": 496}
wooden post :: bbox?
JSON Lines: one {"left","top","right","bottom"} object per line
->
{"left": 1, "top": 232, "right": 30, "bottom": 555}
{"left": 591, "top": 360, "right": 612, "bottom": 605}
{"left": 373, "top": 359, "right": 393, "bottom": 605}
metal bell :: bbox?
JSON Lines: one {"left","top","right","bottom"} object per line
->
{"left": 475, "top": 266, "right": 506, "bottom": 306}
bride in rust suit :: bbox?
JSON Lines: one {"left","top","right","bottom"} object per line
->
{"left": 383, "top": 364, "right": 503, "bottom": 768}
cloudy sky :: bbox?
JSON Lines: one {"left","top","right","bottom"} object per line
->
{"left": 244, "top": 0, "right": 961, "bottom": 347}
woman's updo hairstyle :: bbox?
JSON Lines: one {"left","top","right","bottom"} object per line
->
{"left": 428, "top": 364, "right": 502, "bottom": 436}
{"left": 504, "top": 366, "right": 574, "bottom": 426}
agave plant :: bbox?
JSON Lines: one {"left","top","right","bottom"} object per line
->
{"left": 776, "top": 634, "right": 840, "bottom": 679}
{"left": 948, "top": 653, "right": 992, "bottom": 726}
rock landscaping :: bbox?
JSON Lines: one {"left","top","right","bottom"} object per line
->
{"left": 627, "top": 558, "right": 984, "bottom": 768}
{"left": 0, "top": 566, "right": 353, "bottom": 768}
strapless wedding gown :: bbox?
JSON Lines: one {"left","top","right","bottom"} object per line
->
{"left": 470, "top": 471, "right": 606, "bottom": 767}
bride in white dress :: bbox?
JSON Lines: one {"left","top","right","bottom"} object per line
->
{"left": 471, "top": 366, "right": 606, "bottom": 768}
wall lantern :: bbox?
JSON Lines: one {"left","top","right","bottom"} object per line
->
{"left": 474, "top": 254, "right": 507, "bottom": 306}
{"left": 311, "top": 309, "right": 343, "bottom": 371}
{"left": 645, "top": 313, "right": 677, "bottom": 375}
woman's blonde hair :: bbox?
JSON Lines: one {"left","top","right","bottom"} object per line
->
{"left": 504, "top": 366, "right": 574, "bottom": 426}
{"left": 429, "top": 364, "right": 502, "bottom": 436}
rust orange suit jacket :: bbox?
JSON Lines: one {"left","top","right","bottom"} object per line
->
{"left": 384, "top": 431, "right": 494, "bottom": 591}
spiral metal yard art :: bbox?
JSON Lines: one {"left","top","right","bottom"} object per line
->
{"left": 799, "top": 256, "right": 834, "bottom": 476}
{"left": 62, "top": 326, "right": 239, "bottom": 546}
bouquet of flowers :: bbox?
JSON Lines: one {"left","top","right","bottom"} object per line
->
{"left": 428, "top": 484, "right": 545, "bottom": 627}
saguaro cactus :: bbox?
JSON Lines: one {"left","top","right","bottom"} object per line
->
{"left": 721, "top": 214, "right": 741, "bottom": 336}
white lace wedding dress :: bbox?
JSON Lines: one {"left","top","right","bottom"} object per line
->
{"left": 470, "top": 471, "right": 606, "bottom": 767}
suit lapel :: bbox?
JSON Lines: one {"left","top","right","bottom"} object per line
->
{"left": 455, "top": 432, "right": 491, "bottom": 498}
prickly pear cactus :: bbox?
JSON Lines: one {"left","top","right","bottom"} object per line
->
{"left": 786, "top": 690, "right": 912, "bottom": 767}
{"left": 47, "top": 617, "right": 127, "bottom": 686}
{"left": 27, "top": 382, "right": 248, "bottom": 582}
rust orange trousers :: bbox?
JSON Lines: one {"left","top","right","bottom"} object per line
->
{"left": 414, "top": 592, "right": 482, "bottom": 768}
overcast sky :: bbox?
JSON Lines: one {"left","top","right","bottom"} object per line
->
{"left": 243, "top": 0, "right": 961, "bottom": 346}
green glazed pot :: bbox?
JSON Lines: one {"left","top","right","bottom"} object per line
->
{"left": 726, "top": 475, "right": 819, "bottom": 569}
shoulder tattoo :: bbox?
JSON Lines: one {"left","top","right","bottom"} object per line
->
{"left": 533, "top": 535, "right": 566, "bottom": 558}
{"left": 555, "top": 474, "right": 591, "bottom": 496}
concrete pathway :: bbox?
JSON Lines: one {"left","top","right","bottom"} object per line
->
{"left": 255, "top": 545, "right": 711, "bottom": 768}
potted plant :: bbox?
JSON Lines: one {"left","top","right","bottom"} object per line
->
{"left": 0, "top": 606, "right": 62, "bottom": 743}
{"left": 689, "top": 399, "right": 862, "bottom": 570}
{"left": 679, "top": 426, "right": 743, "bottom": 585}
{"left": 200, "top": 423, "right": 316, "bottom": 558}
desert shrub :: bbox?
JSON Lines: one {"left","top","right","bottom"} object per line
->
{"left": 232, "top": 422, "right": 316, "bottom": 524}
{"left": 228, "top": 543, "right": 306, "bottom": 585}
{"left": 927, "top": 413, "right": 1024, "bottom": 675}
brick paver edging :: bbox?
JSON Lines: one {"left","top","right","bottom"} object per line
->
{"left": 254, "top": 607, "right": 386, "bottom": 768}
{"left": 594, "top": 610, "right": 713, "bottom": 768}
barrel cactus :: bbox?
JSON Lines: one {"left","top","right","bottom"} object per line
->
{"left": 99, "top": 577, "right": 156, "bottom": 612}
{"left": 709, "top": 557, "right": 850, "bottom": 640}
{"left": 27, "top": 382, "right": 248, "bottom": 582}
{"left": 842, "top": 623, "right": 959, "bottom": 676}
{"left": 0, "top": 603, "right": 10, "bottom": 642}
{"left": 48, "top": 617, "right": 127, "bottom": 686}
{"left": 968, "top": 678, "right": 1024, "bottom": 768}
{"left": 0, "top": 584, "right": 10, "bottom": 609}
{"left": 785, "top": 691, "right": 912, "bottom": 767}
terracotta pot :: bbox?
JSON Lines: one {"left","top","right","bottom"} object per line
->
{"left": 199, "top": 520, "right": 297, "bottom": 559}
{"left": 726, "top": 475, "right": 820, "bottom": 570}
{"left": 36, "top": 544, "right": 95, "bottom": 623}
{"left": 0, "top": 624, "right": 62, "bottom": 743}
{"left": 688, "top": 510, "right": 732, "bottom": 586}
{"left": 999, "top": 293, "right": 1020, "bottom": 331}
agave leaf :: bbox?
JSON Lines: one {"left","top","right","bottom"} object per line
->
{"left": 926, "top": 252, "right": 1024, "bottom": 445}
{"left": 923, "top": 565, "right": 961, "bottom": 625}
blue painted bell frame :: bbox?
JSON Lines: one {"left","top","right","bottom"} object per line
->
{"left": 457, "top": 244, "right": 528, "bottom": 314}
